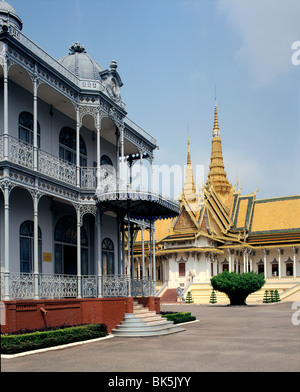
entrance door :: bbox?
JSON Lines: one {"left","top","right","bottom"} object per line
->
{"left": 64, "top": 246, "right": 77, "bottom": 275}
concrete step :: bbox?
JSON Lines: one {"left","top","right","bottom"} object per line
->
{"left": 112, "top": 324, "right": 186, "bottom": 337}
{"left": 113, "top": 303, "right": 186, "bottom": 337}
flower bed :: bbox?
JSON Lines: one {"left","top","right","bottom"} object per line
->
{"left": 1, "top": 324, "right": 107, "bottom": 355}
{"left": 161, "top": 312, "right": 196, "bottom": 324}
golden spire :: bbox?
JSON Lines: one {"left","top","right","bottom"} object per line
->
{"left": 212, "top": 96, "right": 220, "bottom": 137}
{"left": 180, "top": 136, "right": 196, "bottom": 202}
{"left": 206, "top": 98, "right": 233, "bottom": 201}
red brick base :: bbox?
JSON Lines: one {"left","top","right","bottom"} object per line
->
{"left": 0, "top": 297, "right": 160, "bottom": 334}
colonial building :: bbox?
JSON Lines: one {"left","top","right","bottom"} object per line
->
{"left": 0, "top": 1, "right": 179, "bottom": 333}
{"left": 132, "top": 98, "right": 300, "bottom": 303}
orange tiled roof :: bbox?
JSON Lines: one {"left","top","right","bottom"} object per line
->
{"left": 250, "top": 196, "right": 300, "bottom": 233}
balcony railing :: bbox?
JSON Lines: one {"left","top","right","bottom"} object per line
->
{"left": 0, "top": 272, "right": 156, "bottom": 300}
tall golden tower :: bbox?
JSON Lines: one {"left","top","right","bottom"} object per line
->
{"left": 206, "top": 98, "right": 233, "bottom": 205}
{"left": 180, "top": 137, "right": 197, "bottom": 202}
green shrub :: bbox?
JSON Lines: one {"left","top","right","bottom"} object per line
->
{"left": 1, "top": 324, "right": 107, "bottom": 355}
{"left": 211, "top": 271, "right": 265, "bottom": 305}
{"left": 161, "top": 312, "right": 196, "bottom": 324}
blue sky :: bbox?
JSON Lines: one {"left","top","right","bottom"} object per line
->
{"left": 10, "top": 0, "right": 300, "bottom": 199}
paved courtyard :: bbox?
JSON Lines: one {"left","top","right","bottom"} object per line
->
{"left": 1, "top": 302, "right": 299, "bottom": 373}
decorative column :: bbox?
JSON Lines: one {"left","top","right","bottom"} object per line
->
{"left": 76, "top": 106, "right": 81, "bottom": 187}
{"left": 243, "top": 248, "right": 247, "bottom": 273}
{"left": 1, "top": 178, "right": 14, "bottom": 300}
{"left": 96, "top": 207, "right": 102, "bottom": 297}
{"left": 152, "top": 223, "right": 156, "bottom": 296}
{"left": 139, "top": 149, "right": 143, "bottom": 191}
{"left": 277, "top": 248, "right": 282, "bottom": 279}
{"left": 33, "top": 70, "right": 39, "bottom": 171}
{"left": 96, "top": 109, "right": 102, "bottom": 190}
{"left": 127, "top": 211, "right": 131, "bottom": 297}
{"left": 228, "top": 249, "right": 232, "bottom": 272}
{"left": 141, "top": 223, "right": 145, "bottom": 278}
{"left": 119, "top": 124, "right": 125, "bottom": 189}
{"left": 263, "top": 249, "right": 267, "bottom": 280}
{"left": 292, "top": 247, "right": 297, "bottom": 279}
{"left": 121, "top": 215, "right": 125, "bottom": 275}
{"left": 115, "top": 128, "right": 120, "bottom": 191}
{"left": 75, "top": 204, "right": 82, "bottom": 298}
{"left": 3, "top": 49, "right": 9, "bottom": 160}
{"left": 32, "top": 189, "right": 40, "bottom": 299}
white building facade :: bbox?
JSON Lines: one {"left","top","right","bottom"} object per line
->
{"left": 0, "top": 1, "right": 179, "bottom": 302}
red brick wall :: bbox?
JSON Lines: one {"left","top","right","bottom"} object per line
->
{"left": 0, "top": 297, "right": 139, "bottom": 334}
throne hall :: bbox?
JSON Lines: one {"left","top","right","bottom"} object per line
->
{"left": 132, "top": 99, "right": 300, "bottom": 304}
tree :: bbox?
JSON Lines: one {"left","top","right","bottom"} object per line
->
{"left": 210, "top": 271, "right": 265, "bottom": 306}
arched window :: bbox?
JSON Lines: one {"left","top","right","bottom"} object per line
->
{"left": 101, "top": 155, "right": 113, "bottom": 166}
{"left": 20, "top": 221, "right": 42, "bottom": 273}
{"left": 19, "top": 112, "right": 40, "bottom": 147}
{"left": 102, "top": 238, "right": 114, "bottom": 275}
{"left": 59, "top": 127, "right": 87, "bottom": 167}
{"left": 54, "top": 216, "right": 88, "bottom": 275}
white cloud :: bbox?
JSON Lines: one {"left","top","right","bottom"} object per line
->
{"left": 217, "top": 0, "right": 300, "bottom": 87}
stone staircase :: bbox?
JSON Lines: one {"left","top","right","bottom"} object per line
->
{"left": 112, "top": 301, "right": 186, "bottom": 337}
{"left": 160, "top": 288, "right": 178, "bottom": 304}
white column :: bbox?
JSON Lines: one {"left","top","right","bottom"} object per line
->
{"left": 76, "top": 205, "right": 82, "bottom": 298}
{"left": 152, "top": 223, "right": 156, "bottom": 296}
{"left": 96, "top": 111, "right": 101, "bottom": 189}
{"left": 263, "top": 249, "right": 267, "bottom": 280}
{"left": 293, "top": 247, "right": 297, "bottom": 279}
{"left": 3, "top": 180, "right": 11, "bottom": 300}
{"left": 278, "top": 248, "right": 282, "bottom": 279}
{"left": 127, "top": 213, "right": 131, "bottom": 297}
{"left": 119, "top": 124, "right": 125, "bottom": 189}
{"left": 33, "top": 72, "right": 38, "bottom": 171}
{"left": 228, "top": 249, "right": 232, "bottom": 272}
{"left": 3, "top": 49, "right": 9, "bottom": 159}
{"left": 243, "top": 248, "right": 247, "bottom": 273}
{"left": 76, "top": 107, "right": 81, "bottom": 187}
{"left": 139, "top": 151, "right": 143, "bottom": 191}
{"left": 33, "top": 191, "right": 39, "bottom": 299}
{"left": 141, "top": 223, "right": 145, "bottom": 277}
{"left": 97, "top": 208, "right": 102, "bottom": 297}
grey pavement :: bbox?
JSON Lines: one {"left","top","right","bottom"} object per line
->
{"left": 1, "top": 302, "right": 300, "bottom": 373}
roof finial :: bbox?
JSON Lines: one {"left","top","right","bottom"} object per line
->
{"left": 212, "top": 95, "right": 220, "bottom": 137}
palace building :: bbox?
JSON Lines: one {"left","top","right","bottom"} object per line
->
{"left": 132, "top": 98, "right": 300, "bottom": 304}
{"left": 0, "top": 1, "right": 179, "bottom": 334}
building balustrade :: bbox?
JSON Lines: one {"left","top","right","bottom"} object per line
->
{"left": 0, "top": 272, "right": 156, "bottom": 300}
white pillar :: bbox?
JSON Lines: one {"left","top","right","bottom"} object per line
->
{"left": 141, "top": 223, "right": 145, "bottom": 278}
{"left": 96, "top": 111, "right": 101, "bottom": 189}
{"left": 152, "top": 223, "right": 156, "bottom": 295}
{"left": 76, "top": 205, "right": 82, "bottom": 298}
{"left": 3, "top": 49, "right": 9, "bottom": 159}
{"left": 33, "top": 191, "right": 39, "bottom": 299}
{"left": 3, "top": 180, "right": 11, "bottom": 300}
{"left": 127, "top": 213, "right": 131, "bottom": 297}
{"left": 243, "top": 248, "right": 247, "bottom": 273}
{"left": 97, "top": 208, "right": 102, "bottom": 297}
{"left": 263, "top": 249, "right": 267, "bottom": 280}
{"left": 228, "top": 249, "right": 232, "bottom": 272}
{"left": 139, "top": 151, "right": 143, "bottom": 191}
{"left": 33, "top": 71, "right": 39, "bottom": 171}
{"left": 293, "top": 247, "right": 297, "bottom": 279}
{"left": 119, "top": 124, "right": 125, "bottom": 189}
{"left": 278, "top": 248, "right": 282, "bottom": 279}
{"left": 76, "top": 107, "right": 81, "bottom": 187}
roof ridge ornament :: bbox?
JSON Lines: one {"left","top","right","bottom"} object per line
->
{"left": 69, "top": 42, "right": 86, "bottom": 54}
